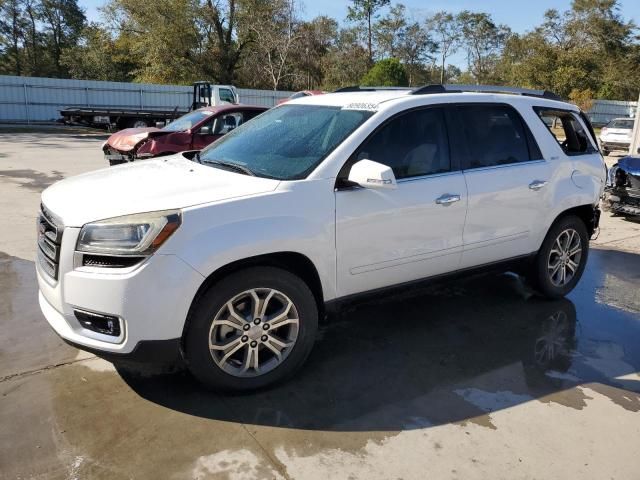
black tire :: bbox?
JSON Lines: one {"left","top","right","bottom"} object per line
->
{"left": 529, "top": 215, "right": 589, "bottom": 299}
{"left": 184, "top": 266, "right": 318, "bottom": 392}
{"left": 128, "top": 119, "right": 149, "bottom": 128}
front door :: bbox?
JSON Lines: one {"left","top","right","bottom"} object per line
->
{"left": 335, "top": 107, "right": 468, "bottom": 297}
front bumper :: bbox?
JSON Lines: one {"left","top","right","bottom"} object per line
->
{"left": 604, "top": 187, "right": 640, "bottom": 216}
{"left": 600, "top": 139, "right": 631, "bottom": 150}
{"left": 37, "top": 227, "right": 204, "bottom": 357}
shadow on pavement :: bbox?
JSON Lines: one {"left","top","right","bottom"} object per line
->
{"left": 116, "top": 248, "right": 640, "bottom": 431}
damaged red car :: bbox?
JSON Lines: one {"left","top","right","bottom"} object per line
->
{"left": 103, "top": 105, "right": 268, "bottom": 166}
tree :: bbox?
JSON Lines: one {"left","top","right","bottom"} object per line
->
{"left": 499, "top": 0, "right": 640, "bottom": 100}
{"left": 60, "top": 23, "right": 136, "bottom": 81}
{"left": 458, "top": 11, "right": 510, "bottom": 84}
{"left": 322, "top": 26, "right": 369, "bottom": 89}
{"left": 373, "top": 3, "right": 406, "bottom": 59}
{"left": 347, "top": 0, "right": 389, "bottom": 64}
{"left": 201, "top": 0, "right": 245, "bottom": 84}
{"left": 361, "top": 57, "right": 408, "bottom": 86}
{"left": 241, "top": 0, "right": 300, "bottom": 90}
{"left": 426, "top": 11, "right": 462, "bottom": 84}
{"left": 0, "top": 0, "right": 27, "bottom": 75}
{"left": 38, "top": 0, "right": 86, "bottom": 76}
{"left": 293, "top": 16, "right": 338, "bottom": 89}
{"left": 396, "top": 22, "right": 433, "bottom": 86}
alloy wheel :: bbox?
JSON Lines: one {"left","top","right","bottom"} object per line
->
{"left": 547, "top": 228, "right": 582, "bottom": 287}
{"left": 208, "top": 288, "right": 300, "bottom": 377}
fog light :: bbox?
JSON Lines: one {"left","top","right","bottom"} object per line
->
{"left": 74, "top": 309, "right": 121, "bottom": 337}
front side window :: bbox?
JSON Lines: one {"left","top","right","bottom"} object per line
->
{"left": 352, "top": 108, "right": 450, "bottom": 179}
{"left": 162, "top": 110, "right": 214, "bottom": 132}
{"left": 457, "top": 105, "right": 533, "bottom": 169}
{"left": 535, "top": 107, "right": 596, "bottom": 156}
{"left": 199, "top": 105, "right": 373, "bottom": 180}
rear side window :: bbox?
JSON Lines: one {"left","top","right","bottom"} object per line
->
{"left": 455, "top": 104, "right": 538, "bottom": 169}
{"left": 534, "top": 107, "right": 596, "bottom": 156}
{"left": 608, "top": 119, "right": 634, "bottom": 129}
{"left": 352, "top": 107, "right": 451, "bottom": 179}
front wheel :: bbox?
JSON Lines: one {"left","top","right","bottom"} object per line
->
{"left": 529, "top": 215, "right": 589, "bottom": 299}
{"left": 184, "top": 267, "right": 318, "bottom": 391}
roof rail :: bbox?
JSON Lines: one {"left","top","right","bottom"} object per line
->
{"left": 334, "top": 85, "right": 413, "bottom": 93}
{"left": 411, "top": 84, "right": 563, "bottom": 101}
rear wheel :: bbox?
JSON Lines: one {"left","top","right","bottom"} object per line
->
{"left": 529, "top": 215, "right": 589, "bottom": 298}
{"left": 184, "top": 267, "right": 318, "bottom": 391}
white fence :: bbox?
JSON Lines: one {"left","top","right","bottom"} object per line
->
{"left": 0, "top": 75, "right": 636, "bottom": 126}
{"left": 0, "top": 75, "right": 292, "bottom": 123}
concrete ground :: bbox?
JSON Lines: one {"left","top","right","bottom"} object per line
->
{"left": 0, "top": 130, "right": 639, "bottom": 480}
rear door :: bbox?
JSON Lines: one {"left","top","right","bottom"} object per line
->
{"left": 452, "top": 103, "right": 552, "bottom": 268}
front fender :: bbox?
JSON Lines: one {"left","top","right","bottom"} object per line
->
{"left": 165, "top": 185, "right": 337, "bottom": 301}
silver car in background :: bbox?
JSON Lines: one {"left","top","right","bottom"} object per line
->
{"left": 599, "top": 117, "right": 634, "bottom": 155}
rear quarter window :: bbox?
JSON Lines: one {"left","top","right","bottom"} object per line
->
{"left": 534, "top": 107, "right": 597, "bottom": 156}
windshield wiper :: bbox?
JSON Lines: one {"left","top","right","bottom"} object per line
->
{"left": 202, "top": 159, "right": 256, "bottom": 176}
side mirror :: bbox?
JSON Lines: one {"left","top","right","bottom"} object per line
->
{"left": 347, "top": 159, "right": 397, "bottom": 190}
{"left": 199, "top": 125, "right": 211, "bottom": 135}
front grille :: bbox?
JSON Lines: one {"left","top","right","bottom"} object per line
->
{"left": 37, "top": 205, "right": 63, "bottom": 279}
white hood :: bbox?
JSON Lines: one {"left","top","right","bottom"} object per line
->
{"left": 41, "top": 155, "right": 280, "bottom": 226}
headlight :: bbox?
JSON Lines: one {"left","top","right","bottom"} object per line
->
{"left": 76, "top": 210, "right": 181, "bottom": 256}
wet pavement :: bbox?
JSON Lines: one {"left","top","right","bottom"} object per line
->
{"left": 1, "top": 132, "right": 639, "bottom": 479}
{"left": 1, "top": 247, "right": 639, "bottom": 479}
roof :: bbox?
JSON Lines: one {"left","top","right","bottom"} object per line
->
{"left": 288, "top": 88, "right": 575, "bottom": 112}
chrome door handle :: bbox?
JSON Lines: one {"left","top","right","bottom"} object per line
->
{"left": 435, "top": 194, "right": 461, "bottom": 205}
{"left": 529, "top": 180, "right": 548, "bottom": 191}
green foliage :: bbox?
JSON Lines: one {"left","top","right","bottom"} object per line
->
{"left": 361, "top": 57, "right": 408, "bottom": 86}
{"left": 499, "top": 0, "right": 640, "bottom": 100}
{"left": 1, "top": 0, "right": 639, "bottom": 101}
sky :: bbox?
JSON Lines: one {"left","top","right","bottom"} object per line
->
{"left": 79, "top": 0, "right": 640, "bottom": 68}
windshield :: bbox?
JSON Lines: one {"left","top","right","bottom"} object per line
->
{"left": 199, "top": 105, "right": 374, "bottom": 180}
{"left": 608, "top": 119, "right": 634, "bottom": 129}
{"left": 162, "top": 110, "right": 213, "bottom": 132}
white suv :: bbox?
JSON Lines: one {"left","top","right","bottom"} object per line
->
{"left": 37, "top": 85, "right": 605, "bottom": 391}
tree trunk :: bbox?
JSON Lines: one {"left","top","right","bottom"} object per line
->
{"left": 367, "top": 10, "right": 373, "bottom": 65}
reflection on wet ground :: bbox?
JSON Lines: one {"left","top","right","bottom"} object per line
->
{"left": 1, "top": 248, "right": 639, "bottom": 478}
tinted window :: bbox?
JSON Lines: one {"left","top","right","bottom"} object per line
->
{"left": 353, "top": 108, "right": 450, "bottom": 179}
{"left": 200, "top": 105, "right": 373, "bottom": 180}
{"left": 535, "top": 108, "right": 596, "bottom": 156}
{"left": 608, "top": 119, "right": 634, "bottom": 129}
{"left": 458, "top": 105, "right": 531, "bottom": 169}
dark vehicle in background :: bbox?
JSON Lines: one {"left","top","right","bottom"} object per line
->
{"left": 103, "top": 104, "right": 267, "bottom": 166}
{"left": 604, "top": 156, "right": 640, "bottom": 216}
{"left": 599, "top": 118, "right": 634, "bottom": 155}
